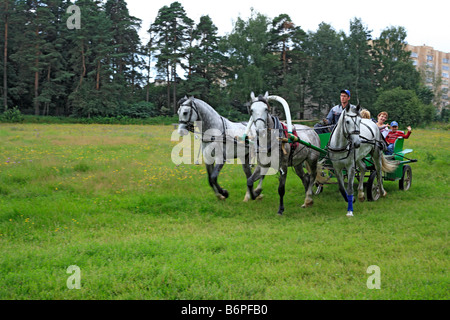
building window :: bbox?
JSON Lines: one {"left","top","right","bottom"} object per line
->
{"left": 426, "top": 62, "right": 434, "bottom": 68}
{"left": 427, "top": 55, "right": 433, "bottom": 61}
{"left": 443, "top": 95, "right": 449, "bottom": 100}
{"left": 443, "top": 66, "right": 450, "bottom": 71}
{"left": 412, "top": 60, "right": 418, "bottom": 66}
{"left": 426, "top": 78, "right": 433, "bottom": 83}
{"left": 442, "top": 87, "right": 449, "bottom": 94}
{"left": 444, "top": 58, "right": 449, "bottom": 64}
{"left": 411, "top": 52, "right": 418, "bottom": 58}
{"left": 443, "top": 73, "right": 449, "bottom": 78}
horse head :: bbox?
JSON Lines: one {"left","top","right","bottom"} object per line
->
{"left": 342, "top": 104, "right": 362, "bottom": 148}
{"left": 177, "top": 96, "right": 198, "bottom": 136}
{"left": 250, "top": 91, "right": 270, "bottom": 138}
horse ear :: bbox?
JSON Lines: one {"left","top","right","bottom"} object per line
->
{"left": 250, "top": 92, "right": 256, "bottom": 100}
{"left": 264, "top": 91, "right": 269, "bottom": 100}
{"left": 356, "top": 104, "right": 361, "bottom": 114}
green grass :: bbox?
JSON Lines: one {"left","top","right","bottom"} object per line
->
{"left": 0, "top": 124, "right": 448, "bottom": 299}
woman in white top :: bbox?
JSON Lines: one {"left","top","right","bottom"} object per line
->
{"left": 376, "top": 111, "right": 390, "bottom": 138}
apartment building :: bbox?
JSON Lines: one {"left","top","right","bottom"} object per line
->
{"left": 407, "top": 44, "right": 450, "bottom": 110}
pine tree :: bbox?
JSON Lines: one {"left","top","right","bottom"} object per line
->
{"left": 0, "top": 0, "right": 13, "bottom": 111}
{"left": 185, "top": 15, "right": 223, "bottom": 101}
{"left": 303, "top": 23, "right": 346, "bottom": 116}
{"left": 151, "top": 1, "right": 193, "bottom": 113}
{"left": 373, "top": 26, "right": 419, "bottom": 91}
{"left": 344, "top": 18, "right": 377, "bottom": 109}
{"left": 105, "top": 0, "right": 142, "bottom": 95}
{"left": 223, "top": 10, "right": 279, "bottom": 108}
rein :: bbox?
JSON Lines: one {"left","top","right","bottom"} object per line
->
{"left": 326, "top": 111, "right": 360, "bottom": 161}
{"left": 179, "top": 99, "right": 242, "bottom": 147}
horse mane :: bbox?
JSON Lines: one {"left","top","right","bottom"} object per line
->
{"left": 256, "top": 94, "right": 269, "bottom": 105}
{"left": 177, "top": 96, "right": 189, "bottom": 106}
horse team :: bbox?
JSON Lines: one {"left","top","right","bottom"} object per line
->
{"left": 177, "top": 92, "right": 397, "bottom": 217}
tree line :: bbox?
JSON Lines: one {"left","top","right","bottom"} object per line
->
{"left": 0, "top": 0, "right": 443, "bottom": 124}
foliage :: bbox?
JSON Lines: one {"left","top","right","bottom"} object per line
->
{"left": 374, "top": 87, "right": 432, "bottom": 126}
{"left": 0, "top": 106, "right": 23, "bottom": 122}
{"left": 0, "top": 1, "right": 445, "bottom": 124}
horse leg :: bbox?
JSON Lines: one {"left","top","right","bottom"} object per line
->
{"left": 346, "top": 166, "right": 356, "bottom": 217}
{"left": 304, "top": 158, "right": 318, "bottom": 208}
{"left": 334, "top": 168, "right": 348, "bottom": 202}
{"left": 206, "top": 163, "right": 228, "bottom": 200}
{"left": 357, "top": 159, "right": 366, "bottom": 202}
{"left": 373, "top": 150, "right": 388, "bottom": 197}
{"left": 211, "top": 163, "right": 228, "bottom": 199}
{"left": 277, "top": 166, "right": 288, "bottom": 215}
{"left": 247, "top": 166, "right": 263, "bottom": 200}
{"left": 254, "top": 175, "right": 265, "bottom": 200}
{"left": 294, "top": 164, "right": 313, "bottom": 208}
{"left": 206, "top": 163, "right": 221, "bottom": 199}
{"left": 242, "top": 163, "right": 253, "bottom": 202}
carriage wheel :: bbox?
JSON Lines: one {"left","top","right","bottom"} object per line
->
{"left": 313, "top": 182, "right": 323, "bottom": 195}
{"left": 399, "top": 165, "right": 412, "bottom": 191}
{"left": 367, "top": 171, "right": 381, "bottom": 202}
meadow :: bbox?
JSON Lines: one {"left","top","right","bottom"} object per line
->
{"left": 0, "top": 123, "right": 448, "bottom": 300}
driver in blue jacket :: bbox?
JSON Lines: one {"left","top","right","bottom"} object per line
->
{"left": 325, "top": 89, "right": 354, "bottom": 126}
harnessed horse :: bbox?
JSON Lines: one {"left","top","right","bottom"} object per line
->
{"left": 327, "top": 104, "right": 397, "bottom": 216}
{"left": 177, "top": 96, "right": 263, "bottom": 201}
{"left": 246, "top": 92, "right": 321, "bottom": 215}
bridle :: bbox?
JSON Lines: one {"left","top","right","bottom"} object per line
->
{"left": 250, "top": 98, "right": 270, "bottom": 128}
{"left": 327, "top": 110, "right": 361, "bottom": 159}
{"left": 178, "top": 100, "right": 199, "bottom": 127}
{"left": 250, "top": 98, "right": 284, "bottom": 155}
{"left": 250, "top": 99, "right": 270, "bottom": 128}
{"left": 342, "top": 112, "right": 361, "bottom": 140}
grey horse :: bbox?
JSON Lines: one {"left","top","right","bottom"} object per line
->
{"left": 246, "top": 92, "right": 320, "bottom": 215}
{"left": 327, "top": 104, "right": 397, "bottom": 216}
{"left": 177, "top": 96, "right": 263, "bottom": 201}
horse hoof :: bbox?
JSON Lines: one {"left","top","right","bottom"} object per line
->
{"left": 216, "top": 194, "right": 226, "bottom": 200}
{"left": 256, "top": 194, "right": 264, "bottom": 201}
{"left": 301, "top": 200, "right": 313, "bottom": 208}
{"left": 358, "top": 196, "right": 365, "bottom": 202}
{"left": 382, "top": 191, "right": 387, "bottom": 197}
{"left": 346, "top": 211, "right": 354, "bottom": 217}
{"left": 222, "top": 190, "right": 229, "bottom": 199}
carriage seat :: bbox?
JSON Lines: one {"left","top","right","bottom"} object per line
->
{"left": 384, "top": 137, "right": 413, "bottom": 160}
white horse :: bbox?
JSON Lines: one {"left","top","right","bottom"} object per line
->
{"left": 177, "top": 96, "right": 263, "bottom": 201}
{"left": 246, "top": 92, "right": 321, "bottom": 215}
{"left": 327, "top": 104, "right": 397, "bottom": 216}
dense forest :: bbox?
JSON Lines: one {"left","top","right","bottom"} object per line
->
{"left": 0, "top": 0, "right": 446, "bottom": 124}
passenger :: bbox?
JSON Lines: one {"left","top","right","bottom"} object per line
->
{"left": 376, "top": 111, "right": 390, "bottom": 138}
{"left": 385, "top": 121, "right": 412, "bottom": 155}
{"left": 360, "top": 109, "right": 371, "bottom": 119}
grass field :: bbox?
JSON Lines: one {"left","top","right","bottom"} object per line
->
{"left": 0, "top": 123, "right": 448, "bottom": 300}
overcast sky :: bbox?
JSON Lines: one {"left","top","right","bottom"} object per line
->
{"left": 126, "top": 0, "right": 450, "bottom": 53}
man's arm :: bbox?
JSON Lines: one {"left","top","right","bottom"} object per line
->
{"left": 325, "top": 106, "right": 335, "bottom": 124}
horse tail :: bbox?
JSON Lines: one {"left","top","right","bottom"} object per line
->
{"left": 381, "top": 154, "right": 398, "bottom": 173}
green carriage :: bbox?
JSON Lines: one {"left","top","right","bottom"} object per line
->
{"left": 310, "top": 132, "right": 417, "bottom": 201}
